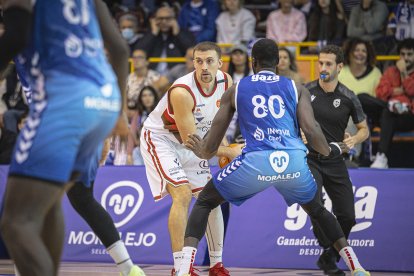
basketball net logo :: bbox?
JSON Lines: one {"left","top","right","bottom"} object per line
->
{"left": 101, "top": 181, "right": 144, "bottom": 228}
{"left": 269, "top": 151, "right": 289, "bottom": 173}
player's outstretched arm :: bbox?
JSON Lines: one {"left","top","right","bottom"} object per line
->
{"left": 95, "top": 0, "right": 129, "bottom": 112}
{"left": 95, "top": 0, "right": 130, "bottom": 137}
{"left": 0, "top": 0, "right": 32, "bottom": 71}
{"left": 297, "top": 84, "right": 348, "bottom": 157}
{"left": 186, "top": 85, "right": 236, "bottom": 159}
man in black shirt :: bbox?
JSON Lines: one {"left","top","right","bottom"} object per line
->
{"left": 304, "top": 45, "right": 369, "bottom": 275}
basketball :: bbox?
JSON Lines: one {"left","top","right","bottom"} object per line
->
{"left": 218, "top": 143, "right": 241, "bottom": 168}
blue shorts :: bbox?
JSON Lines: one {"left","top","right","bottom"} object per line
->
{"left": 9, "top": 73, "right": 120, "bottom": 184}
{"left": 212, "top": 149, "right": 317, "bottom": 206}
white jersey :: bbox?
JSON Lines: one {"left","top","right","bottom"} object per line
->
{"left": 144, "top": 70, "right": 229, "bottom": 143}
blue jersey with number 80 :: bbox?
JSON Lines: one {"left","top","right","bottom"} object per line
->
{"left": 235, "top": 71, "right": 307, "bottom": 153}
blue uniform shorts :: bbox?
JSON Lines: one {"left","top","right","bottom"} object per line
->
{"left": 213, "top": 149, "right": 317, "bottom": 206}
{"left": 9, "top": 73, "right": 120, "bottom": 184}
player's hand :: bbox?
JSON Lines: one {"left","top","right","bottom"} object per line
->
{"left": 112, "top": 113, "right": 129, "bottom": 138}
{"left": 185, "top": 134, "right": 207, "bottom": 159}
{"left": 343, "top": 132, "right": 356, "bottom": 149}
{"left": 225, "top": 143, "right": 244, "bottom": 160}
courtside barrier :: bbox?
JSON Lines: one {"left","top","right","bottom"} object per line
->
{"left": 0, "top": 165, "right": 413, "bottom": 272}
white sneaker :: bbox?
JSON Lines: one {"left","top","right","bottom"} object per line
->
{"left": 370, "top": 152, "right": 388, "bottom": 168}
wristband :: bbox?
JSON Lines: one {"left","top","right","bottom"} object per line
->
{"left": 328, "top": 142, "right": 342, "bottom": 157}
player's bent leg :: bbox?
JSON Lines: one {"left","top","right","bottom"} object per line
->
{"left": 67, "top": 182, "right": 143, "bottom": 276}
{"left": 166, "top": 183, "right": 193, "bottom": 252}
{"left": 42, "top": 201, "right": 65, "bottom": 275}
{"left": 301, "top": 195, "right": 370, "bottom": 275}
{"left": 0, "top": 176, "right": 66, "bottom": 276}
{"left": 67, "top": 182, "right": 120, "bottom": 247}
{"left": 205, "top": 206, "right": 224, "bottom": 265}
{"left": 301, "top": 195, "right": 345, "bottom": 248}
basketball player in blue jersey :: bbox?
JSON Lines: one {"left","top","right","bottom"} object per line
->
{"left": 13, "top": 56, "right": 144, "bottom": 276}
{"left": 0, "top": 1, "right": 145, "bottom": 276}
{"left": 176, "top": 39, "right": 370, "bottom": 276}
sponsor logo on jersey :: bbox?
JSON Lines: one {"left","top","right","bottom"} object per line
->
{"left": 269, "top": 151, "right": 289, "bottom": 173}
{"left": 254, "top": 126, "right": 265, "bottom": 141}
{"left": 251, "top": 74, "right": 280, "bottom": 83}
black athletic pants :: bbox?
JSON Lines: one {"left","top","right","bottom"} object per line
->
{"left": 308, "top": 156, "right": 356, "bottom": 250}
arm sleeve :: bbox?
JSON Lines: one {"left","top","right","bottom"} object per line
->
{"left": 402, "top": 72, "right": 414, "bottom": 96}
{"left": 376, "top": 67, "right": 398, "bottom": 101}
{"left": 347, "top": 8, "right": 365, "bottom": 37}
{"left": 350, "top": 92, "right": 366, "bottom": 124}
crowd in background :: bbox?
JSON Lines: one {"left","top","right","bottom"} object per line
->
{"left": 1, "top": 0, "right": 413, "bottom": 169}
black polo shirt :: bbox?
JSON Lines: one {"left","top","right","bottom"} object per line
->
{"left": 305, "top": 80, "right": 366, "bottom": 152}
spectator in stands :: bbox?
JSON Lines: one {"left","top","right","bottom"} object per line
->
{"left": 227, "top": 44, "right": 253, "bottom": 83}
{"left": 225, "top": 44, "right": 253, "bottom": 143}
{"left": 2, "top": 65, "right": 29, "bottom": 134}
{"left": 118, "top": 13, "right": 143, "bottom": 54}
{"left": 128, "top": 85, "right": 160, "bottom": 165}
{"left": 0, "top": 65, "right": 13, "bottom": 121}
{"left": 339, "top": 38, "right": 384, "bottom": 165}
{"left": 156, "top": 47, "right": 195, "bottom": 93}
{"left": 294, "top": 0, "right": 313, "bottom": 18}
{"left": 0, "top": 111, "right": 26, "bottom": 164}
{"left": 126, "top": 49, "right": 161, "bottom": 109}
{"left": 178, "top": 0, "right": 220, "bottom": 43}
{"left": 335, "top": 0, "right": 359, "bottom": 23}
{"left": 387, "top": 0, "right": 414, "bottom": 42}
{"left": 266, "top": 0, "right": 307, "bottom": 43}
{"left": 137, "top": 6, "right": 195, "bottom": 75}
{"left": 340, "top": 38, "right": 382, "bottom": 98}
{"left": 277, "top": 47, "right": 304, "bottom": 84}
{"left": 347, "top": 0, "right": 388, "bottom": 42}
{"left": 216, "top": 0, "right": 256, "bottom": 45}
{"left": 371, "top": 38, "right": 414, "bottom": 168}
{"left": 307, "top": 0, "right": 346, "bottom": 50}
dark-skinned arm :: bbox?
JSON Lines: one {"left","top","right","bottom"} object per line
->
{"left": 95, "top": 0, "right": 129, "bottom": 112}
{"left": 297, "top": 84, "right": 348, "bottom": 156}
{"left": 185, "top": 85, "right": 236, "bottom": 159}
{"left": 95, "top": 0, "right": 130, "bottom": 136}
{"left": 0, "top": 0, "right": 32, "bottom": 71}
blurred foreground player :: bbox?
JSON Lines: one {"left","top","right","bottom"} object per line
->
{"left": 0, "top": 0, "right": 133, "bottom": 275}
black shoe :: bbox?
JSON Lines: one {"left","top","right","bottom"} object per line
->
{"left": 317, "top": 250, "right": 345, "bottom": 276}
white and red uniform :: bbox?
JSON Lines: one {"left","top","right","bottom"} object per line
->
{"left": 140, "top": 70, "right": 229, "bottom": 200}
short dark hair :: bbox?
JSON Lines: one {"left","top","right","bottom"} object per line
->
{"left": 343, "top": 38, "right": 376, "bottom": 66}
{"left": 398, "top": 38, "right": 414, "bottom": 53}
{"left": 319, "top": 44, "right": 344, "bottom": 64}
{"left": 193, "top": 42, "right": 222, "bottom": 59}
{"left": 251, "top": 38, "right": 279, "bottom": 68}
